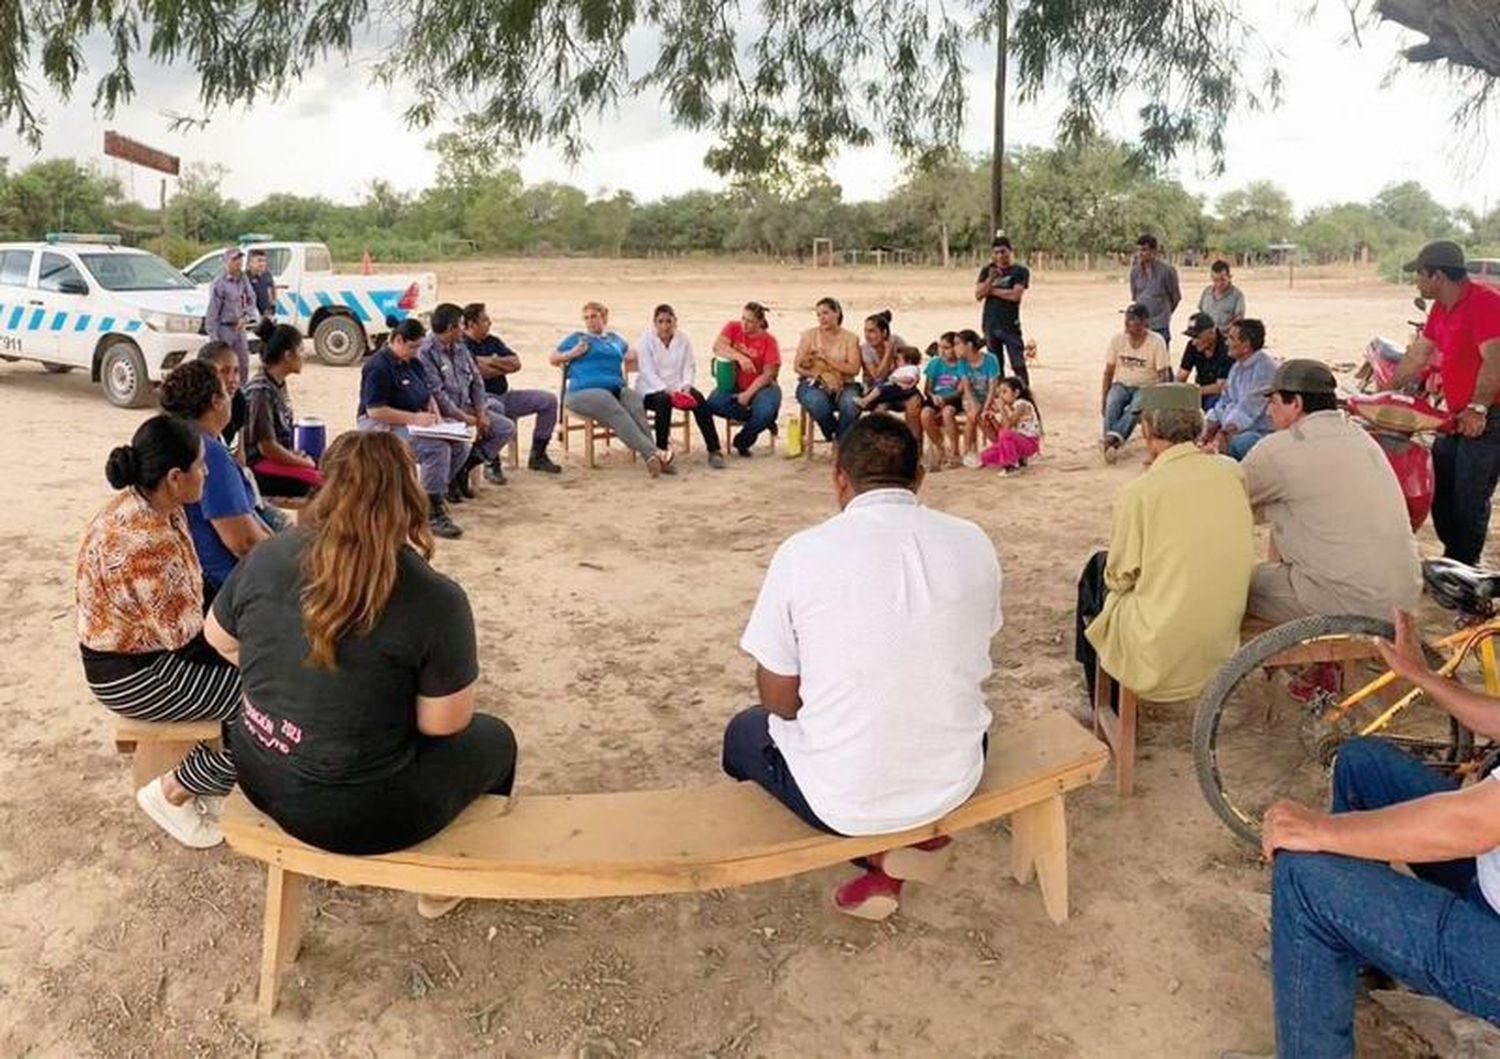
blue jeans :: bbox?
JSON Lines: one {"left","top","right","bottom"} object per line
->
{"left": 721, "top": 706, "right": 834, "bottom": 833}
{"left": 1225, "top": 429, "right": 1268, "bottom": 461}
{"left": 1103, "top": 383, "right": 1142, "bottom": 442}
{"left": 1431, "top": 407, "right": 1500, "bottom": 565}
{"left": 1272, "top": 738, "right": 1500, "bottom": 1058}
{"left": 704, "top": 384, "right": 782, "bottom": 452}
{"left": 796, "top": 379, "right": 863, "bottom": 442}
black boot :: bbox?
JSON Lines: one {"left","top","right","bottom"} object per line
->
{"left": 484, "top": 457, "right": 508, "bottom": 485}
{"left": 528, "top": 446, "right": 562, "bottom": 474}
{"left": 427, "top": 494, "right": 462, "bottom": 539}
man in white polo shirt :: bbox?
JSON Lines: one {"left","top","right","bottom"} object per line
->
{"left": 721, "top": 414, "right": 1002, "bottom": 920}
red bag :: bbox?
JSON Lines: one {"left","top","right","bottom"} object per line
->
{"left": 1371, "top": 431, "right": 1435, "bottom": 532}
{"left": 670, "top": 391, "right": 700, "bottom": 410}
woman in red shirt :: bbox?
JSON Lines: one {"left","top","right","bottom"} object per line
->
{"left": 705, "top": 301, "right": 784, "bottom": 456}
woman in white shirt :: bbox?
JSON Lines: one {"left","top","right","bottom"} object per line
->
{"left": 636, "top": 304, "right": 725, "bottom": 469}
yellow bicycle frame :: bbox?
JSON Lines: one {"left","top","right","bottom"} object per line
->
{"left": 1325, "top": 618, "right": 1500, "bottom": 737}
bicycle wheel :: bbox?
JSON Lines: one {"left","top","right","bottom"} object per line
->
{"left": 1192, "top": 614, "right": 1466, "bottom": 847}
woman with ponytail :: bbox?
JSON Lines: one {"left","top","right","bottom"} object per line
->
{"left": 204, "top": 431, "right": 516, "bottom": 915}
{"left": 76, "top": 415, "right": 242, "bottom": 849}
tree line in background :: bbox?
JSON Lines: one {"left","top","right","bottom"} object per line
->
{"left": 0, "top": 133, "right": 1495, "bottom": 271}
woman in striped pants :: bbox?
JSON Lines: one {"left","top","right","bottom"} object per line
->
{"left": 77, "top": 415, "right": 242, "bottom": 849}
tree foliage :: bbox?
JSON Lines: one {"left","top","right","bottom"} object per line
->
{"left": 0, "top": 2, "right": 1492, "bottom": 181}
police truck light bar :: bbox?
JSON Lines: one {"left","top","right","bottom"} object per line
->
{"left": 45, "top": 233, "right": 122, "bottom": 245}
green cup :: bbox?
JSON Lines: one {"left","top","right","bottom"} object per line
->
{"left": 712, "top": 356, "right": 738, "bottom": 394}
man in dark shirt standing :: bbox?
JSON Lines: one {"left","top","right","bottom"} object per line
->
{"left": 461, "top": 303, "right": 562, "bottom": 477}
{"left": 1176, "top": 312, "right": 1233, "bottom": 410}
{"left": 247, "top": 249, "right": 276, "bottom": 326}
{"left": 975, "top": 236, "right": 1030, "bottom": 385}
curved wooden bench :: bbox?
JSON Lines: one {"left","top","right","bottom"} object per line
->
{"left": 114, "top": 718, "right": 222, "bottom": 789}
{"left": 222, "top": 710, "right": 1107, "bottom": 1015}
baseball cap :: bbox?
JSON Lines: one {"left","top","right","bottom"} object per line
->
{"left": 1139, "top": 383, "right": 1201, "bottom": 413}
{"left": 1123, "top": 303, "right": 1149, "bottom": 321}
{"left": 1183, "top": 312, "right": 1216, "bottom": 338}
{"left": 223, "top": 246, "right": 244, "bottom": 264}
{"left": 1257, "top": 358, "right": 1338, "bottom": 397}
{"left": 1403, "top": 240, "right": 1465, "bottom": 273}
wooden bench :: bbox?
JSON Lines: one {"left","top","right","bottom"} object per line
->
{"left": 221, "top": 710, "right": 1106, "bottom": 1015}
{"left": 113, "top": 718, "right": 222, "bottom": 789}
{"left": 1094, "top": 616, "right": 1386, "bottom": 796}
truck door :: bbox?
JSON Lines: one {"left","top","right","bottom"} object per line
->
{"left": 34, "top": 251, "right": 93, "bottom": 364}
{"left": 0, "top": 249, "right": 37, "bottom": 361}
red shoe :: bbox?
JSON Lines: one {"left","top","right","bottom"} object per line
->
{"left": 1287, "top": 662, "right": 1342, "bottom": 704}
{"left": 873, "top": 835, "right": 954, "bottom": 883}
{"left": 833, "top": 868, "right": 903, "bottom": 921}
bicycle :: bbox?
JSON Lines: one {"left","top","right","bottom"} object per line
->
{"left": 1192, "top": 560, "right": 1500, "bottom": 847}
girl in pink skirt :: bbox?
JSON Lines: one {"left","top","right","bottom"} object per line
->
{"left": 979, "top": 377, "right": 1042, "bottom": 473}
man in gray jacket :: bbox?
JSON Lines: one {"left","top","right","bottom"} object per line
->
{"left": 1129, "top": 233, "right": 1182, "bottom": 346}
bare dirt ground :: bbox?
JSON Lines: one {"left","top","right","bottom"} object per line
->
{"left": 0, "top": 258, "right": 1444, "bottom": 1057}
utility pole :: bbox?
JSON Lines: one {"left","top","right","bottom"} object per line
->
{"left": 990, "top": 0, "right": 1008, "bottom": 236}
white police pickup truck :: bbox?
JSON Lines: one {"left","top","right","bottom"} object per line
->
{"left": 0, "top": 234, "right": 206, "bottom": 408}
{"left": 183, "top": 239, "right": 438, "bottom": 366}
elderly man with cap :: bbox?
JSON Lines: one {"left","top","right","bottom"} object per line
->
{"left": 1243, "top": 358, "right": 1421, "bottom": 625}
{"left": 204, "top": 247, "right": 257, "bottom": 381}
{"left": 1076, "top": 382, "right": 1253, "bottom": 706}
{"left": 1393, "top": 240, "right": 1500, "bottom": 565}
{"left": 1176, "top": 311, "right": 1233, "bottom": 410}
{"left": 1100, "top": 303, "right": 1172, "bottom": 461}
{"left": 1199, "top": 318, "right": 1277, "bottom": 461}
{"left": 1129, "top": 233, "right": 1182, "bottom": 346}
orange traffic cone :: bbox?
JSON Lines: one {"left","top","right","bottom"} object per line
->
{"left": 360, "top": 249, "right": 373, "bottom": 275}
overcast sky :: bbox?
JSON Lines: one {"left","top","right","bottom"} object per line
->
{"left": 3, "top": 5, "right": 1496, "bottom": 219}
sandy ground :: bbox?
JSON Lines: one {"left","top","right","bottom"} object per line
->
{"left": 0, "top": 258, "right": 1444, "bottom": 1057}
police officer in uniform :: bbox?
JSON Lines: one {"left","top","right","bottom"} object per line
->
{"left": 247, "top": 248, "right": 276, "bottom": 328}
{"left": 205, "top": 247, "right": 257, "bottom": 380}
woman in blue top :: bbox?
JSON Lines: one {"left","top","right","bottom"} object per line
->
{"left": 159, "top": 359, "right": 272, "bottom": 601}
{"left": 957, "top": 327, "right": 1003, "bottom": 461}
{"left": 551, "top": 301, "right": 673, "bottom": 477}
{"left": 919, "top": 332, "right": 970, "bottom": 470}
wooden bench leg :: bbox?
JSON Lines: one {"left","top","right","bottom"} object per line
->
{"left": 584, "top": 420, "right": 596, "bottom": 468}
{"left": 129, "top": 739, "right": 197, "bottom": 790}
{"left": 1115, "top": 687, "right": 1138, "bottom": 797}
{"left": 506, "top": 436, "right": 520, "bottom": 470}
{"left": 1010, "top": 795, "right": 1069, "bottom": 924}
{"left": 259, "top": 865, "right": 308, "bottom": 1017}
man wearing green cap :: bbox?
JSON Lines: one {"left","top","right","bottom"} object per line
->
{"left": 1243, "top": 359, "right": 1422, "bottom": 623}
{"left": 1075, "top": 382, "right": 1253, "bottom": 704}
{"left": 1394, "top": 240, "right": 1500, "bottom": 565}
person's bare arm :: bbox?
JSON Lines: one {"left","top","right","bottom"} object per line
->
{"left": 416, "top": 683, "right": 477, "bottom": 736}
{"left": 740, "top": 362, "right": 778, "bottom": 402}
{"left": 204, "top": 611, "right": 240, "bottom": 666}
{"left": 1392, "top": 336, "right": 1436, "bottom": 389}
{"left": 974, "top": 270, "right": 993, "bottom": 302}
{"left": 475, "top": 353, "right": 522, "bottom": 380}
{"left": 1100, "top": 364, "right": 1115, "bottom": 414}
{"left": 1376, "top": 610, "right": 1500, "bottom": 741}
{"left": 756, "top": 665, "right": 802, "bottom": 720}
{"left": 548, "top": 338, "right": 588, "bottom": 368}
{"left": 1175, "top": 367, "right": 1190, "bottom": 383}
{"left": 258, "top": 435, "right": 311, "bottom": 467}
{"left": 211, "top": 513, "right": 271, "bottom": 557}
{"left": 1456, "top": 339, "right": 1500, "bottom": 437}
{"left": 365, "top": 404, "right": 437, "bottom": 427}
{"left": 1263, "top": 780, "right": 1500, "bottom": 865}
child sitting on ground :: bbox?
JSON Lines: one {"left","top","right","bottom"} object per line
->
{"left": 979, "top": 376, "right": 1042, "bottom": 474}
{"left": 858, "top": 347, "right": 924, "bottom": 411}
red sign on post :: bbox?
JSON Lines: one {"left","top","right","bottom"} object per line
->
{"left": 103, "top": 131, "right": 180, "bottom": 176}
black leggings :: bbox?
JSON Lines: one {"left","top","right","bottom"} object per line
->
{"left": 236, "top": 713, "right": 518, "bottom": 855}
{"left": 642, "top": 388, "right": 721, "bottom": 452}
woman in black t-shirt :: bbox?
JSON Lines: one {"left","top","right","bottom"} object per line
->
{"left": 206, "top": 430, "right": 516, "bottom": 914}
{"left": 244, "top": 323, "right": 323, "bottom": 498}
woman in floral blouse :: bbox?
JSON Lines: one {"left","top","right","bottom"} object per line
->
{"left": 76, "top": 415, "right": 241, "bottom": 849}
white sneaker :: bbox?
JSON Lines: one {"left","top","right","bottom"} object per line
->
{"left": 135, "top": 777, "right": 224, "bottom": 849}
{"left": 961, "top": 453, "right": 981, "bottom": 469}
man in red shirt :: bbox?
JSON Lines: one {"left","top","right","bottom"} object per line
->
{"left": 1396, "top": 241, "right": 1500, "bottom": 565}
{"left": 706, "top": 301, "right": 785, "bottom": 456}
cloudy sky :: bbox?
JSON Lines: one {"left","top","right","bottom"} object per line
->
{"left": 2, "top": 4, "right": 1496, "bottom": 218}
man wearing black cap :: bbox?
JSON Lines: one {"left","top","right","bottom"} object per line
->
{"left": 1243, "top": 359, "right": 1421, "bottom": 623}
{"left": 1176, "top": 312, "right": 1232, "bottom": 410}
{"left": 975, "top": 236, "right": 1031, "bottom": 385}
{"left": 1391, "top": 241, "right": 1500, "bottom": 565}
{"left": 1129, "top": 233, "right": 1182, "bottom": 347}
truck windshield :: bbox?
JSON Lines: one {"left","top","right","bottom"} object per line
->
{"left": 79, "top": 252, "right": 197, "bottom": 292}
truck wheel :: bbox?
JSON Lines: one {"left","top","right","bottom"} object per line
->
{"left": 100, "top": 340, "right": 152, "bottom": 408}
{"left": 313, "top": 315, "right": 367, "bottom": 367}
{"left": 42, "top": 362, "right": 75, "bottom": 374}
